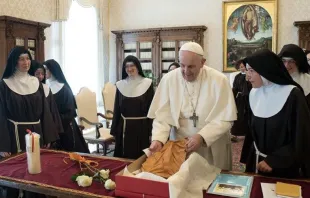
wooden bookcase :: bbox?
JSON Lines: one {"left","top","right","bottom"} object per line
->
{"left": 112, "top": 26, "right": 207, "bottom": 85}
{"left": 294, "top": 21, "right": 310, "bottom": 50}
{"left": 0, "top": 16, "right": 50, "bottom": 76}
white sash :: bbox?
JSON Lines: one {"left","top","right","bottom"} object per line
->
{"left": 8, "top": 119, "right": 40, "bottom": 153}
{"left": 253, "top": 141, "right": 267, "bottom": 173}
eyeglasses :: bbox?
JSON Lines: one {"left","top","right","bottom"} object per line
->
{"left": 282, "top": 59, "right": 295, "bottom": 64}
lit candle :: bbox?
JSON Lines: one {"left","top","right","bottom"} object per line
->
{"left": 25, "top": 130, "right": 41, "bottom": 174}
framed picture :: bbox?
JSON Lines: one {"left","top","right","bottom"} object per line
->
{"left": 223, "top": 0, "right": 278, "bottom": 72}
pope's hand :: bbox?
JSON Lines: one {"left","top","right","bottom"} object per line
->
{"left": 186, "top": 134, "right": 203, "bottom": 153}
{"left": 149, "top": 140, "right": 163, "bottom": 153}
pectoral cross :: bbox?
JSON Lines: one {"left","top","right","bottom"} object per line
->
{"left": 190, "top": 112, "right": 199, "bottom": 127}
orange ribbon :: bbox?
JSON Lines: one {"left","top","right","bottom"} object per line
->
{"left": 63, "top": 153, "right": 99, "bottom": 171}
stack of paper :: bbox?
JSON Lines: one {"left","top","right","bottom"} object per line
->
{"left": 261, "top": 182, "right": 302, "bottom": 198}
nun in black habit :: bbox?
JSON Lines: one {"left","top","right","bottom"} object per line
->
{"left": 44, "top": 59, "right": 89, "bottom": 153}
{"left": 278, "top": 44, "right": 310, "bottom": 106}
{"left": 110, "top": 55, "right": 154, "bottom": 159}
{"left": 241, "top": 49, "right": 310, "bottom": 178}
{"left": 29, "top": 60, "right": 63, "bottom": 136}
{"left": 231, "top": 59, "right": 252, "bottom": 138}
{"left": 0, "top": 47, "right": 60, "bottom": 198}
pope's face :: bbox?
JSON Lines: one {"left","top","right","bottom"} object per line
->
{"left": 179, "top": 51, "right": 205, "bottom": 82}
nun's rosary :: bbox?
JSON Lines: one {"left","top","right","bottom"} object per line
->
{"left": 184, "top": 73, "right": 203, "bottom": 127}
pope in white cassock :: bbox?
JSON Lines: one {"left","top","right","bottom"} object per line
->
{"left": 147, "top": 42, "right": 237, "bottom": 170}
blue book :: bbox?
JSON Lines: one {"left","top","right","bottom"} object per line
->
{"left": 207, "top": 173, "right": 254, "bottom": 198}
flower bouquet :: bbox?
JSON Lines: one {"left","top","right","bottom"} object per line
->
{"left": 64, "top": 153, "right": 116, "bottom": 190}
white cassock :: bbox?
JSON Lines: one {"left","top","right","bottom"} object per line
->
{"left": 148, "top": 66, "right": 237, "bottom": 170}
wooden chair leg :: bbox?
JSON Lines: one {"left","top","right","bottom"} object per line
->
{"left": 96, "top": 144, "right": 100, "bottom": 153}
{"left": 104, "top": 143, "right": 108, "bottom": 156}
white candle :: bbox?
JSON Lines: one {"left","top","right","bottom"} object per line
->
{"left": 25, "top": 132, "right": 41, "bottom": 174}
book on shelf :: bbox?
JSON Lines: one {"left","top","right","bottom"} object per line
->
{"left": 140, "top": 52, "right": 152, "bottom": 59}
{"left": 16, "top": 38, "right": 24, "bottom": 46}
{"left": 124, "top": 43, "right": 137, "bottom": 50}
{"left": 28, "top": 39, "right": 35, "bottom": 48}
{"left": 141, "top": 63, "right": 152, "bottom": 70}
{"left": 207, "top": 174, "right": 253, "bottom": 198}
{"left": 162, "top": 41, "right": 175, "bottom": 48}
{"left": 140, "top": 42, "right": 152, "bottom": 49}
{"left": 162, "top": 51, "right": 175, "bottom": 59}
{"left": 124, "top": 52, "right": 137, "bottom": 57}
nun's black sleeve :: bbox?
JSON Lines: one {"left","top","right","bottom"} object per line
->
{"left": 306, "top": 93, "right": 310, "bottom": 107}
{"left": 47, "top": 90, "right": 64, "bottom": 134}
{"left": 110, "top": 89, "right": 121, "bottom": 137}
{"left": 40, "top": 85, "right": 60, "bottom": 145}
{"left": 0, "top": 84, "right": 11, "bottom": 152}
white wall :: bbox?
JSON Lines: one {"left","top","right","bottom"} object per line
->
{"left": 109, "top": 0, "right": 310, "bottom": 82}
{"left": 0, "top": 0, "right": 55, "bottom": 59}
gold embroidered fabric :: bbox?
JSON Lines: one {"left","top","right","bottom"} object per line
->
{"left": 141, "top": 139, "right": 187, "bottom": 178}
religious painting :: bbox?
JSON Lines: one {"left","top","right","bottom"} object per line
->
{"left": 223, "top": 0, "right": 278, "bottom": 72}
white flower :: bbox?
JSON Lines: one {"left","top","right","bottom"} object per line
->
{"left": 100, "top": 169, "right": 110, "bottom": 179}
{"left": 105, "top": 179, "right": 116, "bottom": 190}
{"left": 76, "top": 175, "right": 93, "bottom": 187}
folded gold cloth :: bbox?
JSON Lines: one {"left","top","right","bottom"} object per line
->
{"left": 141, "top": 139, "right": 187, "bottom": 178}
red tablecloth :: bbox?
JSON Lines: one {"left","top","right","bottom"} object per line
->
{"left": 0, "top": 150, "right": 130, "bottom": 197}
{"left": 204, "top": 175, "right": 310, "bottom": 198}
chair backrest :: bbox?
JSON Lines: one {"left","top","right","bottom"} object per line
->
{"left": 102, "top": 82, "right": 116, "bottom": 118}
{"left": 75, "top": 87, "right": 98, "bottom": 130}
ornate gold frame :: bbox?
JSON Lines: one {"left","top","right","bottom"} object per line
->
{"left": 223, "top": 0, "right": 278, "bottom": 72}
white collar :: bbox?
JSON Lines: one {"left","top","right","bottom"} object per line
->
{"left": 250, "top": 80, "right": 295, "bottom": 118}
{"left": 42, "top": 84, "right": 50, "bottom": 97}
{"left": 291, "top": 71, "right": 310, "bottom": 96}
{"left": 46, "top": 75, "right": 64, "bottom": 94}
{"left": 116, "top": 75, "right": 152, "bottom": 97}
{"left": 3, "top": 69, "right": 39, "bottom": 95}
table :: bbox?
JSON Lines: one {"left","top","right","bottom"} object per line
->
{"left": 203, "top": 172, "right": 310, "bottom": 198}
{"left": 0, "top": 149, "right": 132, "bottom": 198}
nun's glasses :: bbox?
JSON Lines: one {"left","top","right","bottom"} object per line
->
{"left": 282, "top": 59, "right": 295, "bottom": 64}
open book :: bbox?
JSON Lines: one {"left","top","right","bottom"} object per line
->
{"left": 207, "top": 174, "right": 253, "bottom": 198}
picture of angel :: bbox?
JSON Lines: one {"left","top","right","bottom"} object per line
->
{"left": 223, "top": 0, "right": 277, "bottom": 72}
